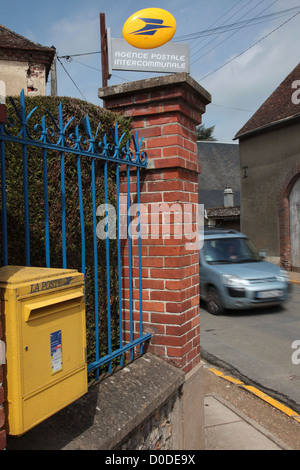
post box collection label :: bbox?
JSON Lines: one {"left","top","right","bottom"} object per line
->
{"left": 50, "top": 330, "right": 62, "bottom": 374}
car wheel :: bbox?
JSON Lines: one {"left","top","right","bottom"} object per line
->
{"left": 206, "top": 286, "right": 224, "bottom": 315}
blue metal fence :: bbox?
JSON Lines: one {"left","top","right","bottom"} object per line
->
{"left": 0, "top": 90, "right": 151, "bottom": 378}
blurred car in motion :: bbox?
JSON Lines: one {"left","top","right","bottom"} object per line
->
{"left": 200, "top": 228, "right": 290, "bottom": 315}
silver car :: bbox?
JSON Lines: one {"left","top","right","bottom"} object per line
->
{"left": 200, "top": 228, "right": 290, "bottom": 315}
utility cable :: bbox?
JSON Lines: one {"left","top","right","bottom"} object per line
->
{"left": 198, "top": 10, "right": 300, "bottom": 81}
{"left": 58, "top": 51, "right": 101, "bottom": 59}
{"left": 70, "top": 57, "right": 255, "bottom": 113}
{"left": 210, "top": 103, "right": 254, "bottom": 113}
{"left": 176, "top": 4, "right": 300, "bottom": 41}
{"left": 196, "top": 0, "right": 279, "bottom": 69}
{"left": 191, "top": 0, "right": 279, "bottom": 66}
{"left": 190, "top": 0, "right": 267, "bottom": 64}
{"left": 189, "top": 0, "right": 246, "bottom": 52}
{"left": 57, "top": 57, "right": 87, "bottom": 101}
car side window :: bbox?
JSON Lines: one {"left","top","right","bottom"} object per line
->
{"left": 203, "top": 240, "right": 218, "bottom": 262}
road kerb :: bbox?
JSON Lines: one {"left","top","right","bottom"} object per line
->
{"left": 207, "top": 365, "right": 300, "bottom": 424}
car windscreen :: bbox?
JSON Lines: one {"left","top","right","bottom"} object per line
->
{"left": 203, "top": 237, "right": 262, "bottom": 264}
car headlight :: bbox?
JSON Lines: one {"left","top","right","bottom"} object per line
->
{"left": 277, "top": 270, "right": 289, "bottom": 282}
{"left": 222, "top": 274, "right": 249, "bottom": 287}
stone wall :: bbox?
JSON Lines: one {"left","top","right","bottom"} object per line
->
{"left": 0, "top": 59, "right": 47, "bottom": 96}
{"left": 6, "top": 354, "right": 205, "bottom": 450}
{"left": 117, "top": 391, "right": 178, "bottom": 450}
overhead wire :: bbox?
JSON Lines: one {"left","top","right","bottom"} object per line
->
{"left": 72, "top": 59, "right": 101, "bottom": 72}
{"left": 189, "top": 0, "right": 246, "bottom": 53}
{"left": 190, "top": 0, "right": 262, "bottom": 65}
{"left": 176, "top": 4, "right": 300, "bottom": 41}
{"left": 197, "top": 0, "right": 280, "bottom": 71}
{"left": 198, "top": 9, "right": 300, "bottom": 81}
{"left": 189, "top": 0, "right": 256, "bottom": 56}
{"left": 191, "top": 0, "right": 279, "bottom": 66}
{"left": 58, "top": 51, "right": 101, "bottom": 59}
{"left": 210, "top": 103, "right": 254, "bottom": 112}
{"left": 63, "top": 49, "right": 255, "bottom": 113}
{"left": 71, "top": 58, "right": 133, "bottom": 82}
{"left": 57, "top": 57, "right": 87, "bottom": 101}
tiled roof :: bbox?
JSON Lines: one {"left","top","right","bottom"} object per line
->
{"left": 206, "top": 206, "right": 240, "bottom": 218}
{"left": 0, "top": 25, "right": 55, "bottom": 80}
{"left": 0, "top": 24, "right": 54, "bottom": 53}
{"left": 235, "top": 62, "right": 300, "bottom": 139}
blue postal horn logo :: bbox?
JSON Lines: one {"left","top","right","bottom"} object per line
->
{"left": 130, "top": 17, "right": 172, "bottom": 36}
{"left": 123, "top": 8, "right": 177, "bottom": 49}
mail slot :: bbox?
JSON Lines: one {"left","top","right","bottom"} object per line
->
{"left": 0, "top": 266, "right": 87, "bottom": 435}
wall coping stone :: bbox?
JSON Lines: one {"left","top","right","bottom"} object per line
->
{"left": 6, "top": 354, "right": 185, "bottom": 450}
{"left": 98, "top": 72, "right": 211, "bottom": 105}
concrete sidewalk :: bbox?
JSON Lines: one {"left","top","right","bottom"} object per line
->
{"left": 204, "top": 394, "right": 290, "bottom": 450}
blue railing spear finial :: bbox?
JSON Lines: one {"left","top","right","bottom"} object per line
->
{"left": 131, "top": 130, "right": 147, "bottom": 166}
{"left": 109, "top": 122, "right": 126, "bottom": 160}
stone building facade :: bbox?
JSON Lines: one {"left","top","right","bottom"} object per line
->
{"left": 0, "top": 25, "right": 55, "bottom": 97}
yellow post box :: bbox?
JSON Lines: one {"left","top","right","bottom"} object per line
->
{"left": 0, "top": 266, "right": 88, "bottom": 435}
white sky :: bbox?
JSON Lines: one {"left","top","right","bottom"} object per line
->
{"left": 1, "top": 0, "right": 300, "bottom": 141}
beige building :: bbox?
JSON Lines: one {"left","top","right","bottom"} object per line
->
{"left": 0, "top": 25, "right": 55, "bottom": 97}
{"left": 234, "top": 62, "right": 300, "bottom": 271}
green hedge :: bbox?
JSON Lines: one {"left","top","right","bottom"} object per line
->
{"left": 0, "top": 95, "right": 132, "bottom": 374}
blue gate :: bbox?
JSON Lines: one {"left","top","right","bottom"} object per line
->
{"left": 0, "top": 90, "right": 151, "bottom": 379}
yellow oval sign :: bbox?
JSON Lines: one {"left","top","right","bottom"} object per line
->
{"left": 123, "top": 8, "right": 177, "bottom": 49}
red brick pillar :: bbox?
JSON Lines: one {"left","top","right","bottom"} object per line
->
{"left": 0, "top": 102, "right": 7, "bottom": 450}
{"left": 99, "top": 73, "right": 211, "bottom": 373}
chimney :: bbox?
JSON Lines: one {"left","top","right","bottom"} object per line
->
{"left": 224, "top": 187, "right": 234, "bottom": 207}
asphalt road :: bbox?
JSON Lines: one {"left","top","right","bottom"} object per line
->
{"left": 200, "top": 283, "right": 300, "bottom": 413}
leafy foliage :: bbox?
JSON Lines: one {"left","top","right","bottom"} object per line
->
{"left": 196, "top": 123, "right": 217, "bottom": 141}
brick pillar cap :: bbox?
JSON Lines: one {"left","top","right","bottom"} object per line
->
{"left": 98, "top": 72, "right": 211, "bottom": 105}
